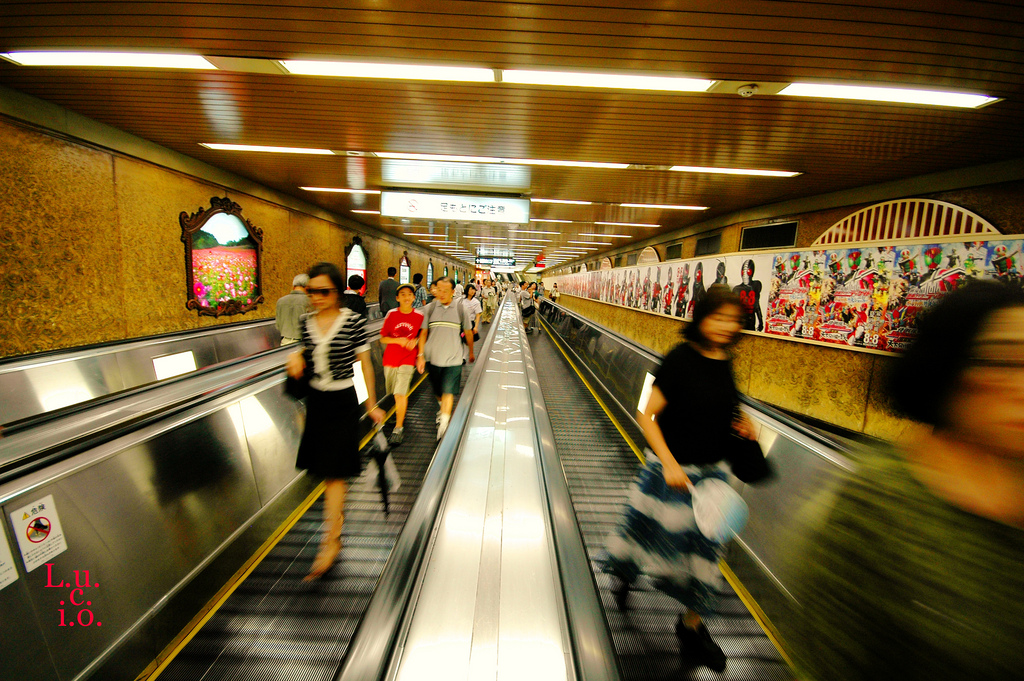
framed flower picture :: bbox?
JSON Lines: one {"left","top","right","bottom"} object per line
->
{"left": 180, "top": 197, "right": 264, "bottom": 317}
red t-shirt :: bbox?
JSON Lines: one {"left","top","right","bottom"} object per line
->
{"left": 381, "top": 308, "right": 424, "bottom": 367}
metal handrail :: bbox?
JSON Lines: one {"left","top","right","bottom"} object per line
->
{"left": 1, "top": 316, "right": 389, "bottom": 482}
{"left": 519, "top": 300, "right": 624, "bottom": 681}
{"left": 335, "top": 294, "right": 508, "bottom": 681}
{"left": 0, "top": 303, "right": 381, "bottom": 372}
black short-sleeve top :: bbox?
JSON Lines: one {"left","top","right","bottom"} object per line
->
{"left": 651, "top": 342, "right": 738, "bottom": 466}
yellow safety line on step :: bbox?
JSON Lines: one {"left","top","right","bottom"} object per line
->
{"left": 720, "top": 560, "right": 795, "bottom": 668}
{"left": 541, "top": 312, "right": 795, "bottom": 671}
{"left": 140, "top": 481, "right": 325, "bottom": 680}
{"left": 538, "top": 314, "right": 644, "bottom": 464}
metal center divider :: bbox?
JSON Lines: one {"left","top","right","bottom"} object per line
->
{"left": 519, "top": 300, "right": 624, "bottom": 681}
{"left": 335, "top": 293, "right": 510, "bottom": 681}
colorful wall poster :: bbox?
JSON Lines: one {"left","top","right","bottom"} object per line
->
{"left": 552, "top": 236, "right": 1022, "bottom": 355}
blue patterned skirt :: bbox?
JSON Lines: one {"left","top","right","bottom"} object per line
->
{"left": 599, "top": 453, "right": 730, "bottom": 616}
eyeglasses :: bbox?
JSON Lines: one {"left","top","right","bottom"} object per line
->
{"left": 307, "top": 287, "right": 338, "bottom": 297}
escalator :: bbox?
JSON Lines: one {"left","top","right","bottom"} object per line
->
{"left": 152, "top": 367, "right": 464, "bottom": 681}
{"left": 529, "top": 314, "right": 793, "bottom": 681}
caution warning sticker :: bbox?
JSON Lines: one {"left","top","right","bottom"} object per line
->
{"left": 10, "top": 495, "right": 68, "bottom": 572}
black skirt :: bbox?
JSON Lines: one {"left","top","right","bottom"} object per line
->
{"left": 296, "top": 387, "right": 362, "bottom": 478}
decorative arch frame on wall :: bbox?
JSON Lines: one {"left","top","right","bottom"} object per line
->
{"left": 638, "top": 246, "right": 661, "bottom": 265}
{"left": 600, "top": 257, "right": 613, "bottom": 270}
{"left": 180, "top": 196, "right": 264, "bottom": 317}
{"left": 427, "top": 260, "right": 434, "bottom": 283}
{"left": 345, "top": 236, "right": 368, "bottom": 295}
{"left": 814, "top": 199, "right": 999, "bottom": 246}
{"left": 399, "top": 252, "right": 411, "bottom": 284}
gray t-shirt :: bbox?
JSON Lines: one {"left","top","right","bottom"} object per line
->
{"left": 519, "top": 289, "right": 534, "bottom": 309}
{"left": 421, "top": 299, "right": 474, "bottom": 367}
{"left": 275, "top": 291, "right": 309, "bottom": 339}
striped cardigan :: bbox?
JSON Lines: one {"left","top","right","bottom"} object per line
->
{"left": 300, "top": 308, "right": 370, "bottom": 388}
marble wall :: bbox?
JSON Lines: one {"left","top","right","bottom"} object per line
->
{"left": 555, "top": 294, "right": 911, "bottom": 441}
{"left": 0, "top": 117, "right": 464, "bottom": 358}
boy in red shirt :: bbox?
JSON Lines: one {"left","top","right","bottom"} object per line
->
{"left": 380, "top": 284, "right": 423, "bottom": 445}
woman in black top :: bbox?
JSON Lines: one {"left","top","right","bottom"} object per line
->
{"left": 601, "top": 285, "right": 755, "bottom": 672}
{"left": 286, "top": 262, "right": 385, "bottom": 580}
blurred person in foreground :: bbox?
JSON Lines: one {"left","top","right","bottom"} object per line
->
{"left": 600, "top": 285, "right": 756, "bottom": 672}
{"left": 286, "top": 263, "right": 384, "bottom": 580}
{"left": 788, "top": 280, "right": 1024, "bottom": 680}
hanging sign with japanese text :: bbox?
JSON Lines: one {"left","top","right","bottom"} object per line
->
{"left": 381, "top": 191, "right": 530, "bottom": 224}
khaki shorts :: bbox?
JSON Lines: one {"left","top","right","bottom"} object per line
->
{"left": 385, "top": 364, "right": 416, "bottom": 395}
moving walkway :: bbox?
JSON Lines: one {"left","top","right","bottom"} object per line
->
{"left": 0, "top": 294, "right": 856, "bottom": 681}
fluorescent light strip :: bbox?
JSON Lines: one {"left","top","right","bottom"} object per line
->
{"left": 594, "top": 221, "right": 660, "bottom": 228}
{"left": 280, "top": 59, "right": 494, "bottom": 82}
{"left": 405, "top": 232, "right": 447, "bottom": 237}
{"left": 503, "top": 69, "right": 714, "bottom": 93}
{"left": 374, "top": 151, "right": 628, "bottom": 170}
{"left": 301, "top": 186, "right": 381, "bottom": 194}
{"left": 508, "top": 230, "right": 560, "bottom": 235}
{"left": 3, "top": 51, "right": 216, "bottom": 69}
{"left": 351, "top": 209, "right": 380, "bottom": 214}
{"left": 669, "top": 165, "right": 799, "bottom": 178}
{"left": 579, "top": 233, "right": 630, "bottom": 238}
{"left": 530, "top": 198, "right": 593, "bottom": 205}
{"left": 531, "top": 218, "right": 574, "bottom": 223}
{"left": 568, "top": 241, "right": 612, "bottom": 245}
{"left": 202, "top": 143, "right": 334, "bottom": 155}
{"left": 620, "top": 203, "right": 708, "bottom": 210}
{"left": 779, "top": 82, "right": 998, "bottom": 109}
{"left": 466, "top": 236, "right": 553, "bottom": 243}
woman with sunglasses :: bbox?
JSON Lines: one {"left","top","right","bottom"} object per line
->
{"left": 286, "top": 262, "right": 385, "bottom": 580}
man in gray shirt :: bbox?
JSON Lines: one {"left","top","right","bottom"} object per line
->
{"left": 275, "top": 274, "right": 309, "bottom": 344}
{"left": 378, "top": 267, "right": 399, "bottom": 315}
{"left": 416, "top": 277, "right": 475, "bottom": 440}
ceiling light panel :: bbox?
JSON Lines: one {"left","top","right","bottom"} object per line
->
{"left": 620, "top": 203, "right": 708, "bottom": 210}
{"left": 530, "top": 198, "right": 593, "bottom": 205}
{"left": 352, "top": 210, "right": 380, "bottom": 214}
{"left": 579, "top": 233, "right": 630, "bottom": 238}
{"left": 669, "top": 165, "right": 800, "bottom": 177}
{"left": 568, "top": 241, "right": 612, "bottom": 245}
{"left": 502, "top": 69, "right": 715, "bottom": 92}
{"left": 3, "top": 51, "right": 216, "bottom": 69}
{"left": 202, "top": 143, "right": 334, "bottom": 154}
{"left": 779, "top": 82, "right": 998, "bottom": 109}
{"left": 301, "top": 187, "right": 381, "bottom": 193}
{"left": 531, "top": 218, "right": 574, "bottom": 223}
{"left": 594, "top": 221, "right": 659, "bottom": 227}
{"left": 374, "top": 152, "right": 628, "bottom": 170}
{"left": 280, "top": 59, "right": 494, "bottom": 82}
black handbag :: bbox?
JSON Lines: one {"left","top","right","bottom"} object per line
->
{"left": 284, "top": 346, "right": 313, "bottom": 399}
{"left": 284, "top": 374, "right": 310, "bottom": 399}
{"left": 725, "top": 434, "right": 775, "bottom": 484}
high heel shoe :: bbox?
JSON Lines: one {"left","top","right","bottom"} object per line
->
{"left": 675, "top": 614, "right": 726, "bottom": 672}
{"left": 304, "top": 537, "right": 341, "bottom": 581}
{"left": 305, "top": 484, "right": 345, "bottom": 582}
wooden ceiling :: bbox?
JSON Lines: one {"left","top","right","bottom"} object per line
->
{"left": 2, "top": 1, "right": 1023, "bottom": 268}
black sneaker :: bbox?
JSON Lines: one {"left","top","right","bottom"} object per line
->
{"left": 675, "top": 616, "right": 726, "bottom": 673}
{"left": 389, "top": 427, "right": 404, "bottom": 446}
